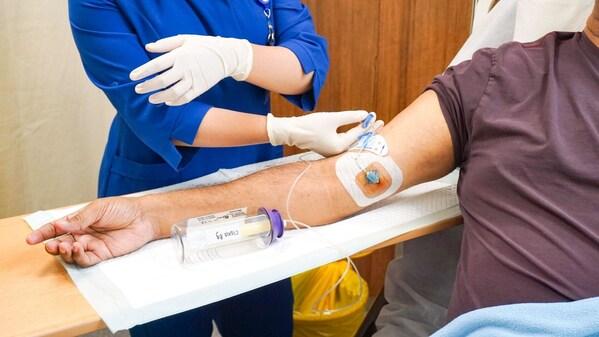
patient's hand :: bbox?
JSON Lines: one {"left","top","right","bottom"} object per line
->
{"left": 26, "top": 197, "right": 158, "bottom": 267}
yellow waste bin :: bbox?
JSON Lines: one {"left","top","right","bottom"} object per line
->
{"left": 292, "top": 258, "right": 369, "bottom": 337}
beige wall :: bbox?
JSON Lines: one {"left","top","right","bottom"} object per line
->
{"left": 0, "top": 1, "right": 113, "bottom": 217}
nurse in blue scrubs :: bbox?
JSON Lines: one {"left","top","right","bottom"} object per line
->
{"left": 68, "top": 0, "right": 373, "bottom": 336}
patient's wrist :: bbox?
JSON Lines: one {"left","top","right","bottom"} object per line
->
{"left": 138, "top": 194, "right": 174, "bottom": 240}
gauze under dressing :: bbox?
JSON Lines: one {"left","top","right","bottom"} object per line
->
{"left": 335, "top": 151, "right": 403, "bottom": 207}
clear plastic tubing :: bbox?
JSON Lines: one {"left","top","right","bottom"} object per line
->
{"left": 171, "top": 207, "right": 284, "bottom": 264}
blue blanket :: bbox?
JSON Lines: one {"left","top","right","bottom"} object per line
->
{"left": 432, "top": 297, "right": 599, "bottom": 337}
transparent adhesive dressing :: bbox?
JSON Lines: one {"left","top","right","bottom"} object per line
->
{"left": 171, "top": 207, "right": 284, "bottom": 264}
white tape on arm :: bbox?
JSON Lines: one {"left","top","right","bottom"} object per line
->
{"left": 335, "top": 151, "right": 403, "bottom": 207}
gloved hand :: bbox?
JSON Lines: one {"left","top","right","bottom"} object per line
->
{"left": 130, "top": 35, "right": 253, "bottom": 106}
{"left": 267, "top": 111, "right": 384, "bottom": 157}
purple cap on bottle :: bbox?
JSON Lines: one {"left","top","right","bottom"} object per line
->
{"left": 261, "top": 207, "right": 284, "bottom": 240}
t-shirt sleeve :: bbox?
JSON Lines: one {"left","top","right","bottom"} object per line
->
{"left": 68, "top": 0, "right": 208, "bottom": 171}
{"left": 274, "top": 0, "right": 330, "bottom": 111}
{"left": 426, "top": 48, "right": 494, "bottom": 167}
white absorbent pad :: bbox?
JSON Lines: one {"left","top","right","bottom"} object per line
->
{"left": 24, "top": 153, "right": 460, "bottom": 333}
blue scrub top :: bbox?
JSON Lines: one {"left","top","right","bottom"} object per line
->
{"left": 68, "top": 0, "right": 329, "bottom": 197}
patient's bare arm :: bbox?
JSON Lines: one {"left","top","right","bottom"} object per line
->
{"left": 144, "top": 91, "right": 455, "bottom": 234}
{"left": 26, "top": 90, "right": 454, "bottom": 266}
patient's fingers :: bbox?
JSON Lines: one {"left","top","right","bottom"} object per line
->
{"left": 58, "top": 240, "right": 75, "bottom": 264}
{"left": 71, "top": 242, "right": 101, "bottom": 267}
{"left": 44, "top": 239, "right": 60, "bottom": 255}
{"left": 43, "top": 232, "right": 75, "bottom": 255}
{"left": 26, "top": 221, "right": 64, "bottom": 244}
{"left": 26, "top": 207, "right": 86, "bottom": 245}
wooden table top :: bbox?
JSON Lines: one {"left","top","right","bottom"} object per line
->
{"left": 0, "top": 215, "right": 105, "bottom": 337}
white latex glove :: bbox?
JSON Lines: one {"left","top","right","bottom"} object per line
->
{"left": 267, "top": 111, "right": 384, "bottom": 157}
{"left": 130, "top": 35, "right": 253, "bottom": 106}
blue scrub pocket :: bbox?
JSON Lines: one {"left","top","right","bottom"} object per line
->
{"left": 108, "top": 154, "right": 183, "bottom": 195}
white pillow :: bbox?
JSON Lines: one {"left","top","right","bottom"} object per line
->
{"left": 514, "top": 0, "right": 593, "bottom": 42}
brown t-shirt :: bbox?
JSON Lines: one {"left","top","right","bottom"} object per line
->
{"left": 428, "top": 31, "right": 599, "bottom": 321}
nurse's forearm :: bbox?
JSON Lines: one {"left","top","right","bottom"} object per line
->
{"left": 172, "top": 107, "right": 269, "bottom": 147}
{"left": 245, "top": 45, "right": 314, "bottom": 95}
